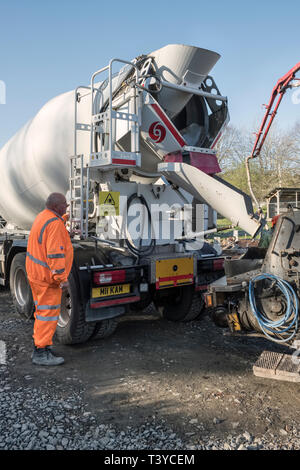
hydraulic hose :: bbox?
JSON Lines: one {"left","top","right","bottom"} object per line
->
{"left": 248, "top": 273, "right": 299, "bottom": 344}
{"left": 124, "top": 193, "right": 156, "bottom": 258}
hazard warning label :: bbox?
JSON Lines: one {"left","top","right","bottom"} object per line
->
{"left": 99, "top": 191, "right": 120, "bottom": 216}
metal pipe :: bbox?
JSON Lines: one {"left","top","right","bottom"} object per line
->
{"left": 245, "top": 155, "right": 260, "bottom": 209}
{"left": 80, "top": 154, "right": 84, "bottom": 235}
{"left": 85, "top": 165, "right": 90, "bottom": 239}
{"left": 74, "top": 86, "right": 91, "bottom": 156}
{"left": 177, "top": 224, "right": 233, "bottom": 240}
{"left": 90, "top": 65, "right": 110, "bottom": 157}
{"left": 160, "top": 79, "right": 227, "bottom": 102}
{"left": 108, "top": 59, "right": 140, "bottom": 157}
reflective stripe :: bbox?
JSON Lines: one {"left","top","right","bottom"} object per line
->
{"left": 53, "top": 268, "right": 65, "bottom": 274}
{"left": 49, "top": 210, "right": 64, "bottom": 222}
{"left": 38, "top": 217, "right": 59, "bottom": 244}
{"left": 37, "top": 304, "right": 60, "bottom": 310}
{"left": 47, "top": 253, "right": 65, "bottom": 259}
{"left": 36, "top": 314, "right": 59, "bottom": 322}
{"left": 26, "top": 252, "right": 50, "bottom": 269}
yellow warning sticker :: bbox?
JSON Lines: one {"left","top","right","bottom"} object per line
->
{"left": 99, "top": 191, "right": 120, "bottom": 216}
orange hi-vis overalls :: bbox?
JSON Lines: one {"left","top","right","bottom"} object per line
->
{"left": 26, "top": 209, "right": 74, "bottom": 348}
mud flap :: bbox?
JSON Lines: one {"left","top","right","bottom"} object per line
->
{"left": 85, "top": 303, "right": 125, "bottom": 322}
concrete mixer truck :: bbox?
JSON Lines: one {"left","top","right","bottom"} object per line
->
{"left": 0, "top": 44, "right": 263, "bottom": 345}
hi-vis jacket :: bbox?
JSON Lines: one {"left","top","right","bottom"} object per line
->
{"left": 26, "top": 209, "right": 73, "bottom": 287}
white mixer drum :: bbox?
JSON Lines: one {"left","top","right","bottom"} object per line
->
{"left": 0, "top": 91, "right": 76, "bottom": 229}
{"left": 0, "top": 44, "right": 223, "bottom": 230}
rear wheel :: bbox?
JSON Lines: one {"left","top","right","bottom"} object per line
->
{"left": 91, "top": 318, "right": 119, "bottom": 339}
{"left": 185, "top": 292, "right": 206, "bottom": 321}
{"left": 129, "top": 295, "right": 152, "bottom": 313}
{"left": 157, "top": 285, "right": 200, "bottom": 322}
{"left": 9, "top": 252, "right": 34, "bottom": 319}
{"left": 55, "top": 270, "right": 95, "bottom": 345}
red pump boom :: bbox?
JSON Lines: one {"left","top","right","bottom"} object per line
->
{"left": 246, "top": 62, "right": 300, "bottom": 207}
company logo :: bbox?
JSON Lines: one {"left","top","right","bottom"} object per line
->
{"left": 149, "top": 121, "right": 166, "bottom": 143}
{"left": 0, "top": 81, "right": 6, "bottom": 104}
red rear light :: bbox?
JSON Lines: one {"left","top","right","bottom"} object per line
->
{"left": 213, "top": 259, "right": 224, "bottom": 271}
{"left": 93, "top": 270, "right": 126, "bottom": 285}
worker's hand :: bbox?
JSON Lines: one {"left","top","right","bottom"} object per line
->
{"left": 62, "top": 212, "right": 70, "bottom": 223}
{"left": 60, "top": 280, "right": 69, "bottom": 290}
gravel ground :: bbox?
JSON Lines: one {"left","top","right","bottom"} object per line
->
{"left": 0, "top": 287, "right": 299, "bottom": 451}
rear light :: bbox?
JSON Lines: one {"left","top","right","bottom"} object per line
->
{"left": 93, "top": 269, "right": 126, "bottom": 285}
{"left": 213, "top": 259, "right": 224, "bottom": 271}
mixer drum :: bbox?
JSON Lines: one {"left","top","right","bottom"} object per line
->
{"left": 0, "top": 44, "right": 224, "bottom": 230}
{"left": 0, "top": 91, "right": 76, "bottom": 229}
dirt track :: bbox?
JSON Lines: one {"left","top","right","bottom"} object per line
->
{"left": 0, "top": 286, "right": 299, "bottom": 450}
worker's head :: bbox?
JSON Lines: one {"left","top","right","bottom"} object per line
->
{"left": 46, "top": 193, "right": 68, "bottom": 217}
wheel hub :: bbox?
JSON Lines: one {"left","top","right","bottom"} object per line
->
{"left": 14, "top": 267, "right": 30, "bottom": 307}
{"left": 58, "top": 290, "right": 72, "bottom": 328}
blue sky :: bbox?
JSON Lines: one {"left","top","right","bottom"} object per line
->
{"left": 0, "top": 0, "right": 300, "bottom": 148}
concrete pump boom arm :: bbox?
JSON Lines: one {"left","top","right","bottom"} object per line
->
{"left": 246, "top": 62, "right": 300, "bottom": 207}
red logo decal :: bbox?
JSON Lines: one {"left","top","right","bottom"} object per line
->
{"left": 149, "top": 121, "right": 166, "bottom": 143}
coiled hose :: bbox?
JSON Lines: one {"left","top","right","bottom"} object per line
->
{"left": 249, "top": 273, "right": 299, "bottom": 344}
{"left": 124, "top": 193, "right": 156, "bottom": 258}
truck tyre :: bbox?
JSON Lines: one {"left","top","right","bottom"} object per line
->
{"left": 55, "top": 270, "right": 95, "bottom": 345}
{"left": 129, "top": 295, "right": 152, "bottom": 313}
{"left": 183, "top": 292, "right": 205, "bottom": 322}
{"left": 9, "top": 252, "right": 35, "bottom": 319}
{"left": 143, "top": 302, "right": 160, "bottom": 316}
{"left": 91, "top": 318, "right": 119, "bottom": 340}
{"left": 158, "top": 285, "right": 196, "bottom": 322}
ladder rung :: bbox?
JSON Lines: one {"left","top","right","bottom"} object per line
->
{"left": 70, "top": 155, "right": 84, "bottom": 160}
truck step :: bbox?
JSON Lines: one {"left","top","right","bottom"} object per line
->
{"left": 253, "top": 350, "right": 300, "bottom": 383}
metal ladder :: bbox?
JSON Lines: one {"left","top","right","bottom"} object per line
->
{"left": 69, "top": 59, "right": 142, "bottom": 239}
{"left": 69, "top": 154, "right": 89, "bottom": 239}
{"left": 89, "top": 58, "right": 142, "bottom": 168}
{"left": 69, "top": 84, "right": 92, "bottom": 239}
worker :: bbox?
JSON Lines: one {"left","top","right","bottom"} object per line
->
{"left": 26, "top": 193, "right": 73, "bottom": 366}
{"left": 258, "top": 214, "right": 280, "bottom": 249}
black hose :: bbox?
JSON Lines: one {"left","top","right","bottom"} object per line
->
{"left": 125, "top": 193, "right": 155, "bottom": 258}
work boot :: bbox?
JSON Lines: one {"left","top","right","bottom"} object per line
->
{"left": 31, "top": 346, "right": 64, "bottom": 366}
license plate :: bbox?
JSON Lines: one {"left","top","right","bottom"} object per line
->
{"left": 156, "top": 257, "right": 194, "bottom": 289}
{"left": 92, "top": 284, "right": 130, "bottom": 298}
